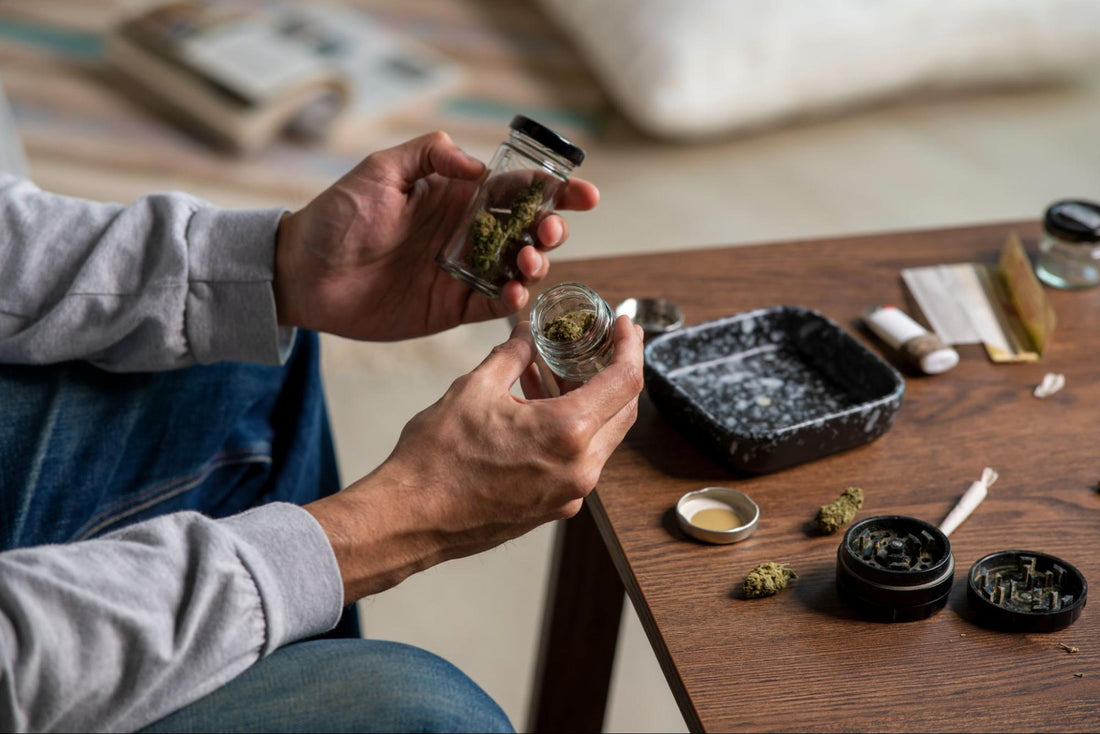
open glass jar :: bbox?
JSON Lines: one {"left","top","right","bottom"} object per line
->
{"left": 1034, "top": 199, "right": 1100, "bottom": 290}
{"left": 531, "top": 282, "right": 614, "bottom": 384}
{"left": 437, "top": 116, "right": 585, "bottom": 298}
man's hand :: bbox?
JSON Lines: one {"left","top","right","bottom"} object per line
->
{"left": 274, "top": 131, "right": 600, "bottom": 341}
{"left": 304, "top": 316, "right": 644, "bottom": 602}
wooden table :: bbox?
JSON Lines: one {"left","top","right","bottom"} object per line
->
{"left": 527, "top": 221, "right": 1100, "bottom": 733}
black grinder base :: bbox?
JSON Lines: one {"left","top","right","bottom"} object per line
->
{"left": 837, "top": 515, "right": 954, "bottom": 622}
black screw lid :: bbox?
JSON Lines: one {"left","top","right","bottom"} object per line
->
{"left": 1043, "top": 200, "right": 1100, "bottom": 244}
{"left": 509, "top": 115, "right": 586, "bottom": 167}
{"left": 967, "top": 550, "right": 1087, "bottom": 633}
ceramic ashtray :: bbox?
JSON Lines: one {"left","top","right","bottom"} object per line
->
{"left": 644, "top": 305, "right": 905, "bottom": 475}
{"left": 615, "top": 297, "right": 684, "bottom": 338}
{"left": 676, "top": 486, "right": 759, "bottom": 544}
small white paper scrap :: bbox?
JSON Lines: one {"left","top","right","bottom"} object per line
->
{"left": 1033, "top": 373, "right": 1066, "bottom": 399}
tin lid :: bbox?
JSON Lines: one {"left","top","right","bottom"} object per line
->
{"left": 1043, "top": 200, "right": 1100, "bottom": 244}
{"left": 509, "top": 115, "right": 586, "bottom": 167}
{"left": 675, "top": 486, "right": 759, "bottom": 545}
{"left": 967, "top": 550, "right": 1087, "bottom": 632}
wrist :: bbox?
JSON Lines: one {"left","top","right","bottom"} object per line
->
{"left": 303, "top": 466, "right": 448, "bottom": 602}
{"left": 273, "top": 210, "right": 302, "bottom": 328}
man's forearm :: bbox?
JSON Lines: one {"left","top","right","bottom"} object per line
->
{"left": 0, "top": 503, "right": 342, "bottom": 733}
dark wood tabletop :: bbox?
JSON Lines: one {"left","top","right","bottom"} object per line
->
{"left": 526, "top": 221, "right": 1100, "bottom": 733}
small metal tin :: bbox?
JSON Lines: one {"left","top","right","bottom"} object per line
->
{"left": 615, "top": 297, "right": 684, "bottom": 338}
{"left": 676, "top": 487, "right": 759, "bottom": 545}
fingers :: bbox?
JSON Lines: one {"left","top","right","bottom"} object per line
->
{"left": 365, "top": 131, "right": 485, "bottom": 189}
{"left": 499, "top": 280, "right": 530, "bottom": 314}
{"left": 472, "top": 320, "right": 537, "bottom": 391}
{"left": 556, "top": 178, "right": 600, "bottom": 211}
{"left": 519, "top": 361, "right": 551, "bottom": 399}
{"left": 559, "top": 316, "right": 645, "bottom": 424}
{"left": 516, "top": 245, "right": 549, "bottom": 283}
{"left": 536, "top": 215, "right": 567, "bottom": 252}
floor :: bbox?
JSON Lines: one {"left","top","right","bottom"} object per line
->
{"left": 3, "top": 1, "right": 1100, "bottom": 730}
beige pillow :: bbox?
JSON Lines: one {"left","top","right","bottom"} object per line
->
{"left": 537, "top": 0, "right": 1100, "bottom": 139}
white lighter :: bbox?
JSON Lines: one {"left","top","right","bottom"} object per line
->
{"left": 861, "top": 304, "right": 959, "bottom": 375}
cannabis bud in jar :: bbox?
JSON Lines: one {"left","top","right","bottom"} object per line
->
{"left": 532, "top": 282, "right": 614, "bottom": 384}
{"left": 437, "top": 115, "right": 586, "bottom": 298}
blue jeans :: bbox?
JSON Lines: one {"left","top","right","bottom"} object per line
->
{"left": 140, "top": 640, "right": 512, "bottom": 733}
{"left": 0, "top": 331, "right": 512, "bottom": 732}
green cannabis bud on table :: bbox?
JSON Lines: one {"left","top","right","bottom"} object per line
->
{"left": 469, "top": 180, "right": 545, "bottom": 276}
{"left": 743, "top": 563, "right": 797, "bottom": 598}
{"left": 812, "top": 486, "right": 864, "bottom": 534}
{"left": 545, "top": 310, "right": 595, "bottom": 342}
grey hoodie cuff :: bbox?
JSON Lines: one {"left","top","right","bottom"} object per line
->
{"left": 185, "top": 206, "right": 296, "bottom": 365}
{"left": 221, "top": 503, "right": 345, "bottom": 652}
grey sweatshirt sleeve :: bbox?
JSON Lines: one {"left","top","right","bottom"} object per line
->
{"left": 0, "top": 172, "right": 295, "bottom": 371}
{"left": 0, "top": 502, "right": 344, "bottom": 733}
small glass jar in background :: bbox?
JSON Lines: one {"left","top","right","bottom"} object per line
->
{"left": 531, "top": 282, "right": 614, "bottom": 384}
{"left": 437, "top": 115, "right": 585, "bottom": 298}
{"left": 1034, "top": 199, "right": 1100, "bottom": 290}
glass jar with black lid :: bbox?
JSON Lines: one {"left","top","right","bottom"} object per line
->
{"left": 437, "top": 115, "right": 586, "bottom": 298}
{"left": 1034, "top": 199, "right": 1100, "bottom": 290}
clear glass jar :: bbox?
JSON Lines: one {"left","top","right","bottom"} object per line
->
{"left": 437, "top": 116, "right": 585, "bottom": 298}
{"left": 531, "top": 282, "right": 614, "bottom": 383}
{"left": 1034, "top": 199, "right": 1100, "bottom": 290}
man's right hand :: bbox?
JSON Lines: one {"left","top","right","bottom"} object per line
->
{"left": 304, "top": 315, "right": 644, "bottom": 603}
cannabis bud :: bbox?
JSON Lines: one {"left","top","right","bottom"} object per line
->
{"left": 742, "top": 563, "right": 797, "bottom": 599}
{"left": 812, "top": 486, "right": 864, "bottom": 534}
{"left": 468, "top": 180, "right": 546, "bottom": 277}
{"left": 545, "top": 310, "right": 595, "bottom": 342}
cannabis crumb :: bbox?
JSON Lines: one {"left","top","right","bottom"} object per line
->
{"left": 545, "top": 310, "right": 595, "bottom": 342}
{"left": 469, "top": 181, "right": 545, "bottom": 275}
{"left": 742, "top": 562, "right": 797, "bottom": 599}
{"left": 1060, "top": 643, "right": 1080, "bottom": 654}
{"left": 812, "top": 486, "right": 863, "bottom": 534}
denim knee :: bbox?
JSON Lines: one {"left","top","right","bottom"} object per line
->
{"left": 142, "top": 639, "right": 514, "bottom": 733}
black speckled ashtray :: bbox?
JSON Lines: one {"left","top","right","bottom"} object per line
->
{"left": 643, "top": 305, "right": 905, "bottom": 475}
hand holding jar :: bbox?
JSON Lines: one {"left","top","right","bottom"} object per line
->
{"left": 274, "top": 129, "right": 598, "bottom": 342}
{"left": 305, "top": 316, "right": 644, "bottom": 602}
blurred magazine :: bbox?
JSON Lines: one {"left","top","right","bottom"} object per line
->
{"left": 105, "top": 1, "right": 462, "bottom": 153}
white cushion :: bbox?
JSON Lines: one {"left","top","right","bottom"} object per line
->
{"left": 537, "top": 0, "right": 1100, "bottom": 139}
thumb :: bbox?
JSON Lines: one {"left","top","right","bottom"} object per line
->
{"left": 472, "top": 321, "right": 538, "bottom": 392}
{"left": 369, "top": 131, "right": 485, "bottom": 188}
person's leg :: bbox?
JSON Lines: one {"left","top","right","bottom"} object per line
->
{"left": 139, "top": 639, "right": 514, "bottom": 734}
{"left": 0, "top": 329, "right": 358, "bottom": 636}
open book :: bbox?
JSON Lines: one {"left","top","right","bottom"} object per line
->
{"left": 105, "top": 1, "right": 461, "bottom": 154}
